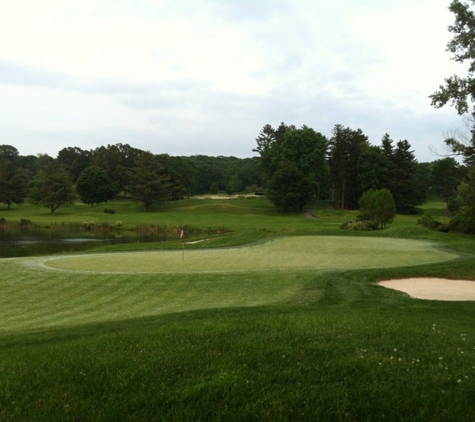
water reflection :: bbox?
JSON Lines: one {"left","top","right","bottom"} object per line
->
{"left": 0, "top": 228, "right": 164, "bottom": 257}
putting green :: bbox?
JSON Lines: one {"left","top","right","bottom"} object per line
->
{"left": 42, "top": 236, "right": 459, "bottom": 274}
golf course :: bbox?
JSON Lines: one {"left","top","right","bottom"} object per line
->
{"left": 1, "top": 197, "right": 475, "bottom": 420}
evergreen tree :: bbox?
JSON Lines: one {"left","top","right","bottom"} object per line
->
{"left": 391, "top": 140, "right": 426, "bottom": 213}
{"left": 28, "top": 162, "right": 75, "bottom": 213}
{"left": 0, "top": 160, "right": 29, "bottom": 209}
{"left": 127, "top": 152, "right": 172, "bottom": 210}
{"left": 328, "top": 125, "right": 369, "bottom": 209}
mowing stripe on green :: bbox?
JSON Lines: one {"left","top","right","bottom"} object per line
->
{"left": 41, "top": 236, "right": 459, "bottom": 274}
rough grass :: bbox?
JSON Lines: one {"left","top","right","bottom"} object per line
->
{"left": 41, "top": 236, "right": 459, "bottom": 273}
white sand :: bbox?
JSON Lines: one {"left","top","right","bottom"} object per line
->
{"left": 378, "top": 278, "right": 475, "bottom": 301}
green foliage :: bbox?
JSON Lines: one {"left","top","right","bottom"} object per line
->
{"left": 357, "top": 144, "right": 391, "bottom": 192}
{"left": 430, "top": 0, "right": 475, "bottom": 114}
{"left": 358, "top": 188, "right": 396, "bottom": 229}
{"left": 265, "top": 162, "right": 316, "bottom": 210}
{"left": 91, "top": 143, "right": 142, "bottom": 194}
{"left": 76, "top": 166, "right": 115, "bottom": 207}
{"left": 449, "top": 165, "right": 475, "bottom": 233}
{"left": 28, "top": 161, "right": 75, "bottom": 213}
{"left": 0, "top": 159, "right": 29, "bottom": 209}
{"left": 328, "top": 124, "right": 369, "bottom": 209}
{"left": 382, "top": 137, "right": 425, "bottom": 214}
{"left": 255, "top": 124, "right": 327, "bottom": 209}
{"left": 56, "top": 146, "right": 91, "bottom": 182}
{"left": 418, "top": 213, "right": 450, "bottom": 232}
{"left": 340, "top": 216, "right": 379, "bottom": 231}
{"left": 126, "top": 152, "right": 173, "bottom": 210}
{"left": 430, "top": 158, "right": 465, "bottom": 204}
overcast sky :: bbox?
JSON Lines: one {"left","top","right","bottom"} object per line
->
{"left": 0, "top": 0, "right": 467, "bottom": 162}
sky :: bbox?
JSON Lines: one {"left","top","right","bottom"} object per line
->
{"left": 0, "top": 0, "right": 468, "bottom": 162}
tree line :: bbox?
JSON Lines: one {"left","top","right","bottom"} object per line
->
{"left": 253, "top": 122, "right": 466, "bottom": 214}
{"left": 0, "top": 127, "right": 468, "bottom": 217}
{"left": 0, "top": 144, "right": 263, "bottom": 212}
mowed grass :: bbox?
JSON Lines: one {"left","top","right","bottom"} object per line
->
{"left": 42, "top": 236, "right": 459, "bottom": 273}
{"left": 2, "top": 198, "right": 475, "bottom": 420}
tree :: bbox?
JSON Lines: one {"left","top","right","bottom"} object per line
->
{"left": 429, "top": 1, "right": 475, "bottom": 164}
{"left": 328, "top": 125, "right": 369, "bottom": 209}
{"left": 358, "top": 188, "right": 396, "bottom": 229}
{"left": 28, "top": 162, "right": 75, "bottom": 213}
{"left": 57, "top": 147, "right": 91, "bottom": 182}
{"left": 226, "top": 174, "right": 242, "bottom": 195}
{"left": 0, "top": 145, "right": 19, "bottom": 162}
{"left": 265, "top": 161, "right": 316, "bottom": 211}
{"left": 126, "top": 152, "right": 172, "bottom": 210}
{"left": 391, "top": 140, "right": 426, "bottom": 213}
{"left": 253, "top": 122, "right": 297, "bottom": 183}
{"left": 91, "top": 143, "right": 143, "bottom": 195}
{"left": 430, "top": 1, "right": 475, "bottom": 115}
{"left": 357, "top": 144, "right": 391, "bottom": 193}
{"left": 430, "top": 158, "right": 465, "bottom": 204}
{"left": 76, "top": 166, "right": 115, "bottom": 207}
{"left": 0, "top": 160, "right": 29, "bottom": 209}
{"left": 166, "top": 156, "right": 196, "bottom": 199}
{"left": 450, "top": 165, "right": 475, "bottom": 232}
{"left": 254, "top": 124, "right": 327, "bottom": 209}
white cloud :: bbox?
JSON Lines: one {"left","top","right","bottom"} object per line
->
{"left": 0, "top": 0, "right": 467, "bottom": 161}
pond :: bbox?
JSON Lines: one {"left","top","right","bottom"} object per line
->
{"left": 0, "top": 227, "right": 172, "bottom": 258}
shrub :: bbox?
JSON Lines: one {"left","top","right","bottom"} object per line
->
{"left": 418, "top": 213, "right": 439, "bottom": 230}
{"left": 341, "top": 217, "right": 379, "bottom": 231}
{"left": 104, "top": 208, "right": 116, "bottom": 214}
{"left": 19, "top": 218, "right": 32, "bottom": 228}
{"left": 418, "top": 213, "right": 450, "bottom": 232}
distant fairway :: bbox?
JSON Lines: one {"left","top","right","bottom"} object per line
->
{"left": 42, "top": 236, "right": 459, "bottom": 273}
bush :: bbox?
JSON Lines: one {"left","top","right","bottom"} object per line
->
{"left": 418, "top": 213, "right": 449, "bottom": 232}
{"left": 19, "top": 218, "right": 32, "bottom": 228}
{"left": 340, "top": 217, "right": 379, "bottom": 231}
{"left": 104, "top": 208, "right": 116, "bottom": 214}
{"left": 449, "top": 207, "right": 475, "bottom": 234}
{"left": 418, "top": 213, "right": 439, "bottom": 230}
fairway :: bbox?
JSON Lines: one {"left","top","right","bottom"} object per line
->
{"left": 42, "top": 236, "right": 459, "bottom": 273}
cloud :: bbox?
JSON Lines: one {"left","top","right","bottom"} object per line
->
{"left": 0, "top": 0, "right": 467, "bottom": 162}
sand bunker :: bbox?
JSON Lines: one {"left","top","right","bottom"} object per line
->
{"left": 379, "top": 278, "right": 475, "bottom": 301}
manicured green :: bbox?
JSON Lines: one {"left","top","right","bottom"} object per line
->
{"left": 42, "top": 236, "right": 458, "bottom": 273}
{"left": 1, "top": 197, "right": 475, "bottom": 421}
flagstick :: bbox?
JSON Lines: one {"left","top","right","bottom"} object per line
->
{"left": 180, "top": 228, "right": 184, "bottom": 262}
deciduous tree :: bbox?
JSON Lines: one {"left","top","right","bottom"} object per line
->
{"left": 76, "top": 166, "right": 115, "bottom": 207}
{"left": 358, "top": 188, "right": 396, "bottom": 229}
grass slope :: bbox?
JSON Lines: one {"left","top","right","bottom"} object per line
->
{"left": 1, "top": 198, "right": 475, "bottom": 421}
